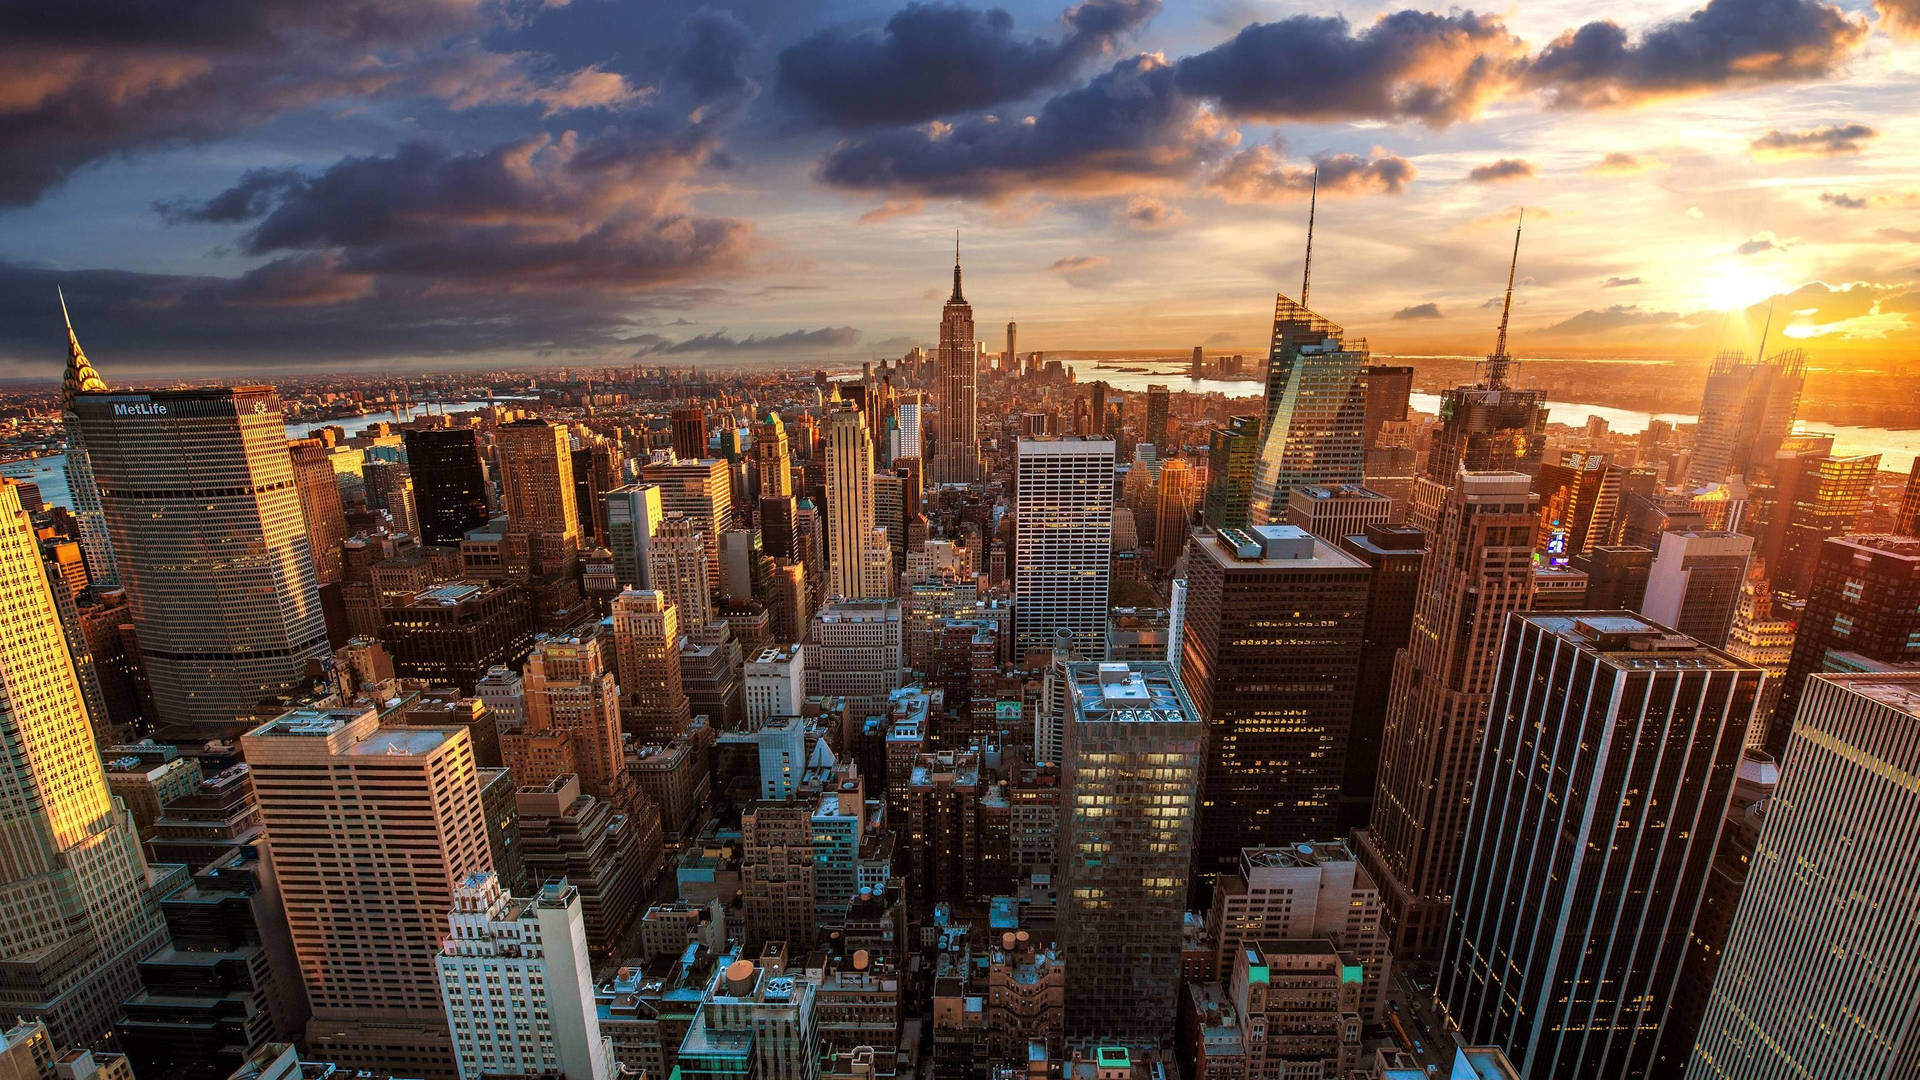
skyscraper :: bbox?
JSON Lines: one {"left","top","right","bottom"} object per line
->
{"left": 605, "top": 483, "right": 663, "bottom": 591}
{"left": 1641, "top": 529, "right": 1754, "bottom": 648}
{"left": 648, "top": 514, "right": 712, "bottom": 633}
{"left": 671, "top": 408, "right": 709, "bottom": 462}
{"left": 824, "top": 404, "right": 888, "bottom": 600}
{"left": 437, "top": 874, "right": 612, "bottom": 1080}
{"left": 1247, "top": 294, "right": 1367, "bottom": 524}
{"left": 1686, "top": 347, "right": 1806, "bottom": 487}
{"left": 640, "top": 455, "right": 734, "bottom": 588}
{"left": 1531, "top": 452, "right": 1622, "bottom": 565}
{"left": 1057, "top": 661, "right": 1204, "bottom": 1044}
{"left": 72, "top": 386, "right": 330, "bottom": 734}
{"left": 243, "top": 705, "right": 493, "bottom": 1078}
{"left": 1767, "top": 534, "right": 1920, "bottom": 754}
{"left": 1203, "top": 415, "right": 1260, "bottom": 530}
{"left": 1005, "top": 321, "right": 1016, "bottom": 373}
{"left": 1337, "top": 524, "right": 1427, "bottom": 830}
{"left": 1766, "top": 450, "right": 1880, "bottom": 600}
{"left": 288, "top": 438, "right": 348, "bottom": 587}
{"left": 609, "top": 588, "right": 693, "bottom": 742}
{"left": 756, "top": 412, "right": 793, "bottom": 499}
{"left": 495, "top": 418, "right": 582, "bottom": 576}
{"left": 1687, "top": 673, "right": 1920, "bottom": 1079}
{"left": 405, "top": 428, "right": 492, "bottom": 546}
{"left": 1013, "top": 438, "right": 1115, "bottom": 658}
{"left": 1441, "top": 613, "right": 1761, "bottom": 1080}
{"left": 1179, "top": 525, "right": 1368, "bottom": 881}
{"left": 1146, "top": 383, "right": 1171, "bottom": 453}
{"left": 929, "top": 239, "right": 980, "bottom": 485}
{"left": 58, "top": 292, "right": 116, "bottom": 586}
{"left": 1413, "top": 220, "right": 1548, "bottom": 531}
{"left": 508, "top": 624, "right": 635, "bottom": 813}
{"left": 1152, "top": 458, "right": 1193, "bottom": 572}
{"left": 1360, "top": 364, "right": 1414, "bottom": 450}
{"left": 1357, "top": 472, "right": 1538, "bottom": 959}
{"left": 0, "top": 479, "right": 166, "bottom": 1047}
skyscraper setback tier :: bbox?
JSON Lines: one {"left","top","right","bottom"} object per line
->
{"left": 1356, "top": 471, "right": 1538, "bottom": 960}
{"left": 71, "top": 386, "right": 330, "bottom": 735}
{"left": 1248, "top": 296, "right": 1366, "bottom": 524}
{"left": 0, "top": 479, "right": 167, "bottom": 1048}
{"left": 1441, "top": 612, "right": 1761, "bottom": 1080}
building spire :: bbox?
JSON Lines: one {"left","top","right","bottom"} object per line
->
{"left": 1300, "top": 166, "right": 1318, "bottom": 309}
{"left": 59, "top": 287, "right": 106, "bottom": 415}
{"left": 1485, "top": 209, "right": 1523, "bottom": 390}
{"left": 1756, "top": 303, "right": 1774, "bottom": 364}
{"left": 949, "top": 230, "right": 965, "bottom": 304}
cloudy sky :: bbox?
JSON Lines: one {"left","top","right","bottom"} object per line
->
{"left": 1, "top": 0, "right": 1916, "bottom": 377}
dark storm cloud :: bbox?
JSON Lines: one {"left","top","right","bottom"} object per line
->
{"left": 1543, "top": 304, "right": 1680, "bottom": 334}
{"left": 816, "top": 54, "right": 1232, "bottom": 198}
{"left": 1206, "top": 146, "right": 1415, "bottom": 202}
{"left": 674, "top": 7, "right": 759, "bottom": 105}
{"left": 1820, "top": 191, "right": 1869, "bottom": 209}
{"left": 1172, "top": 10, "right": 1526, "bottom": 127}
{"left": 1750, "top": 123, "right": 1878, "bottom": 157}
{"left": 155, "top": 167, "right": 303, "bottom": 224}
{"left": 1526, "top": 0, "right": 1868, "bottom": 108}
{"left": 1468, "top": 158, "right": 1533, "bottom": 182}
{"left": 777, "top": 0, "right": 1159, "bottom": 127}
{"left": 636, "top": 326, "right": 863, "bottom": 354}
{"left": 0, "top": 260, "right": 658, "bottom": 371}
{"left": 1392, "top": 302, "right": 1443, "bottom": 320}
{"left": 0, "top": 0, "right": 645, "bottom": 206}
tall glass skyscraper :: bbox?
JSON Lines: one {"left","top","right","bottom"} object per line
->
{"left": 71, "top": 386, "right": 330, "bottom": 734}
{"left": 1013, "top": 437, "right": 1114, "bottom": 658}
{"left": 1248, "top": 296, "right": 1367, "bottom": 525}
{"left": 0, "top": 479, "right": 166, "bottom": 1046}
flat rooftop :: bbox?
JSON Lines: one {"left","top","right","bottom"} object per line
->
{"left": 1823, "top": 673, "right": 1920, "bottom": 719}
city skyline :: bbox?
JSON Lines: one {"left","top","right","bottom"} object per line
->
{"left": 0, "top": 0, "right": 1915, "bottom": 376}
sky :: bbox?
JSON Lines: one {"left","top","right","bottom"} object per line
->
{"left": 0, "top": 0, "right": 1917, "bottom": 378}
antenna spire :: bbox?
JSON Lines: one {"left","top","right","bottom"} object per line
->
{"left": 1300, "top": 167, "right": 1318, "bottom": 308}
{"left": 1756, "top": 303, "right": 1774, "bottom": 364}
{"left": 949, "top": 230, "right": 965, "bottom": 304}
{"left": 59, "top": 286, "right": 107, "bottom": 414}
{"left": 1486, "top": 209, "right": 1523, "bottom": 389}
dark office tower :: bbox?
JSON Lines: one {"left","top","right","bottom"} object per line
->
{"left": 406, "top": 429, "right": 492, "bottom": 546}
{"left": 1642, "top": 530, "right": 1754, "bottom": 648}
{"left": 1006, "top": 321, "right": 1017, "bottom": 372}
{"left": 1248, "top": 295, "right": 1367, "bottom": 524}
{"left": 1338, "top": 524, "right": 1427, "bottom": 831}
{"left": 670, "top": 407, "right": 708, "bottom": 461}
{"left": 1058, "top": 661, "right": 1204, "bottom": 1045}
{"left": 1768, "top": 451, "right": 1880, "bottom": 601}
{"left": 1356, "top": 472, "right": 1538, "bottom": 960}
{"left": 1531, "top": 452, "right": 1621, "bottom": 565}
{"left": 1180, "top": 525, "right": 1369, "bottom": 883}
{"left": 73, "top": 387, "right": 329, "bottom": 735}
{"left": 380, "top": 582, "right": 536, "bottom": 694}
{"left": 1767, "top": 534, "right": 1920, "bottom": 755}
{"left": 1441, "top": 613, "right": 1761, "bottom": 1080}
{"left": 572, "top": 442, "right": 619, "bottom": 547}
{"left": 1688, "top": 674, "right": 1920, "bottom": 1079}
{"left": 1573, "top": 544, "right": 1654, "bottom": 611}
{"left": 759, "top": 494, "right": 798, "bottom": 564}
{"left": 1652, "top": 752, "right": 1775, "bottom": 1078}
{"left": 1204, "top": 415, "right": 1261, "bottom": 530}
{"left": 930, "top": 239, "right": 981, "bottom": 485}
{"left": 1360, "top": 364, "right": 1414, "bottom": 449}
{"left": 59, "top": 292, "right": 117, "bottom": 586}
{"left": 1414, "top": 220, "right": 1547, "bottom": 531}
{"left": 1898, "top": 458, "right": 1920, "bottom": 537}
{"left": 1686, "top": 347, "right": 1806, "bottom": 487}
{"left": 1146, "top": 383, "right": 1171, "bottom": 452}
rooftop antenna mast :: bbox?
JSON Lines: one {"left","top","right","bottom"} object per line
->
{"left": 1486, "top": 208, "right": 1523, "bottom": 390}
{"left": 1756, "top": 303, "right": 1774, "bottom": 364}
{"left": 1300, "top": 167, "right": 1318, "bottom": 308}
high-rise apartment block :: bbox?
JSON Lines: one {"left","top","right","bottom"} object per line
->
{"left": 1204, "top": 843, "right": 1390, "bottom": 1023}
{"left": 1359, "top": 472, "right": 1537, "bottom": 960}
{"left": 72, "top": 387, "right": 329, "bottom": 734}
{"left": 1179, "top": 526, "right": 1368, "bottom": 879}
{"left": 0, "top": 480, "right": 166, "bottom": 1047}
{"left": 437, "top": 873, "right": 611, "bottom": 1080}
{"left": 1768, "top": 534, "right": 1920, "bottom": 754}
{"left": 1057, "top": 661, "right": 1205, "bottom": 1044}
{"left": 805, "top": 599, "right": 903, "bottom": 718}
{"left": 1248, "top": 297, "right": 1367, "bottom": 524}
{"left": 1014, "top": 438, "right": 1115, "bottom": 658}
{"left": 1687, "top": 674, "right": 1920, "bottom": 1079}
{"left": 745, "top": 645, "right": 805, "bottom": 724}
{"left": 242, "top": 705, "right": 493, "bottom": 1078}
{"left": 1442, "top": 613, "right": 1761, "bottom": 1080}
{"left": 648, "top": 514, "right": 713, "bottom": 633}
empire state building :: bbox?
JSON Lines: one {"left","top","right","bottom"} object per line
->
{"left": 929, "top": 237, "right": 981, "bottom": 485}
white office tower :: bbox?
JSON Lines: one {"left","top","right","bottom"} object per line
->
{"left": 476, "top": 666, "right": 526, "bottom": 734}
{"left": 825, "top": 404, "right": 889, "bottom": 600}
{"left": 893, "top": 395, "right": 923, "bottom": 462}
{"left": 1687, "top": 673, "right": 1920, "bottom": 1080}
{"left": 0, "top": 479, "right": 165, "bottom": 1046}
{"left": 1166, "top": 578, "right": 1187, "bottom": 674}
{"left": 745, "top": 645, "right": 806, "bottom": 725}
{"left": 1014, "top": 438, "right": 1115, "bottom": 658}
{"left": 605, "top": 483, "right": 664, "bottom": 590}
{"left": 437, "top": 873, "right": 612, "bottom": 1080}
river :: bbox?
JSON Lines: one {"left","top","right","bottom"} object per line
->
{"left": 3, "top": 400, "right": 502, "bottom": 511}
{"left": 1071, "top": 366, "right": 1919, "bottom": 474}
